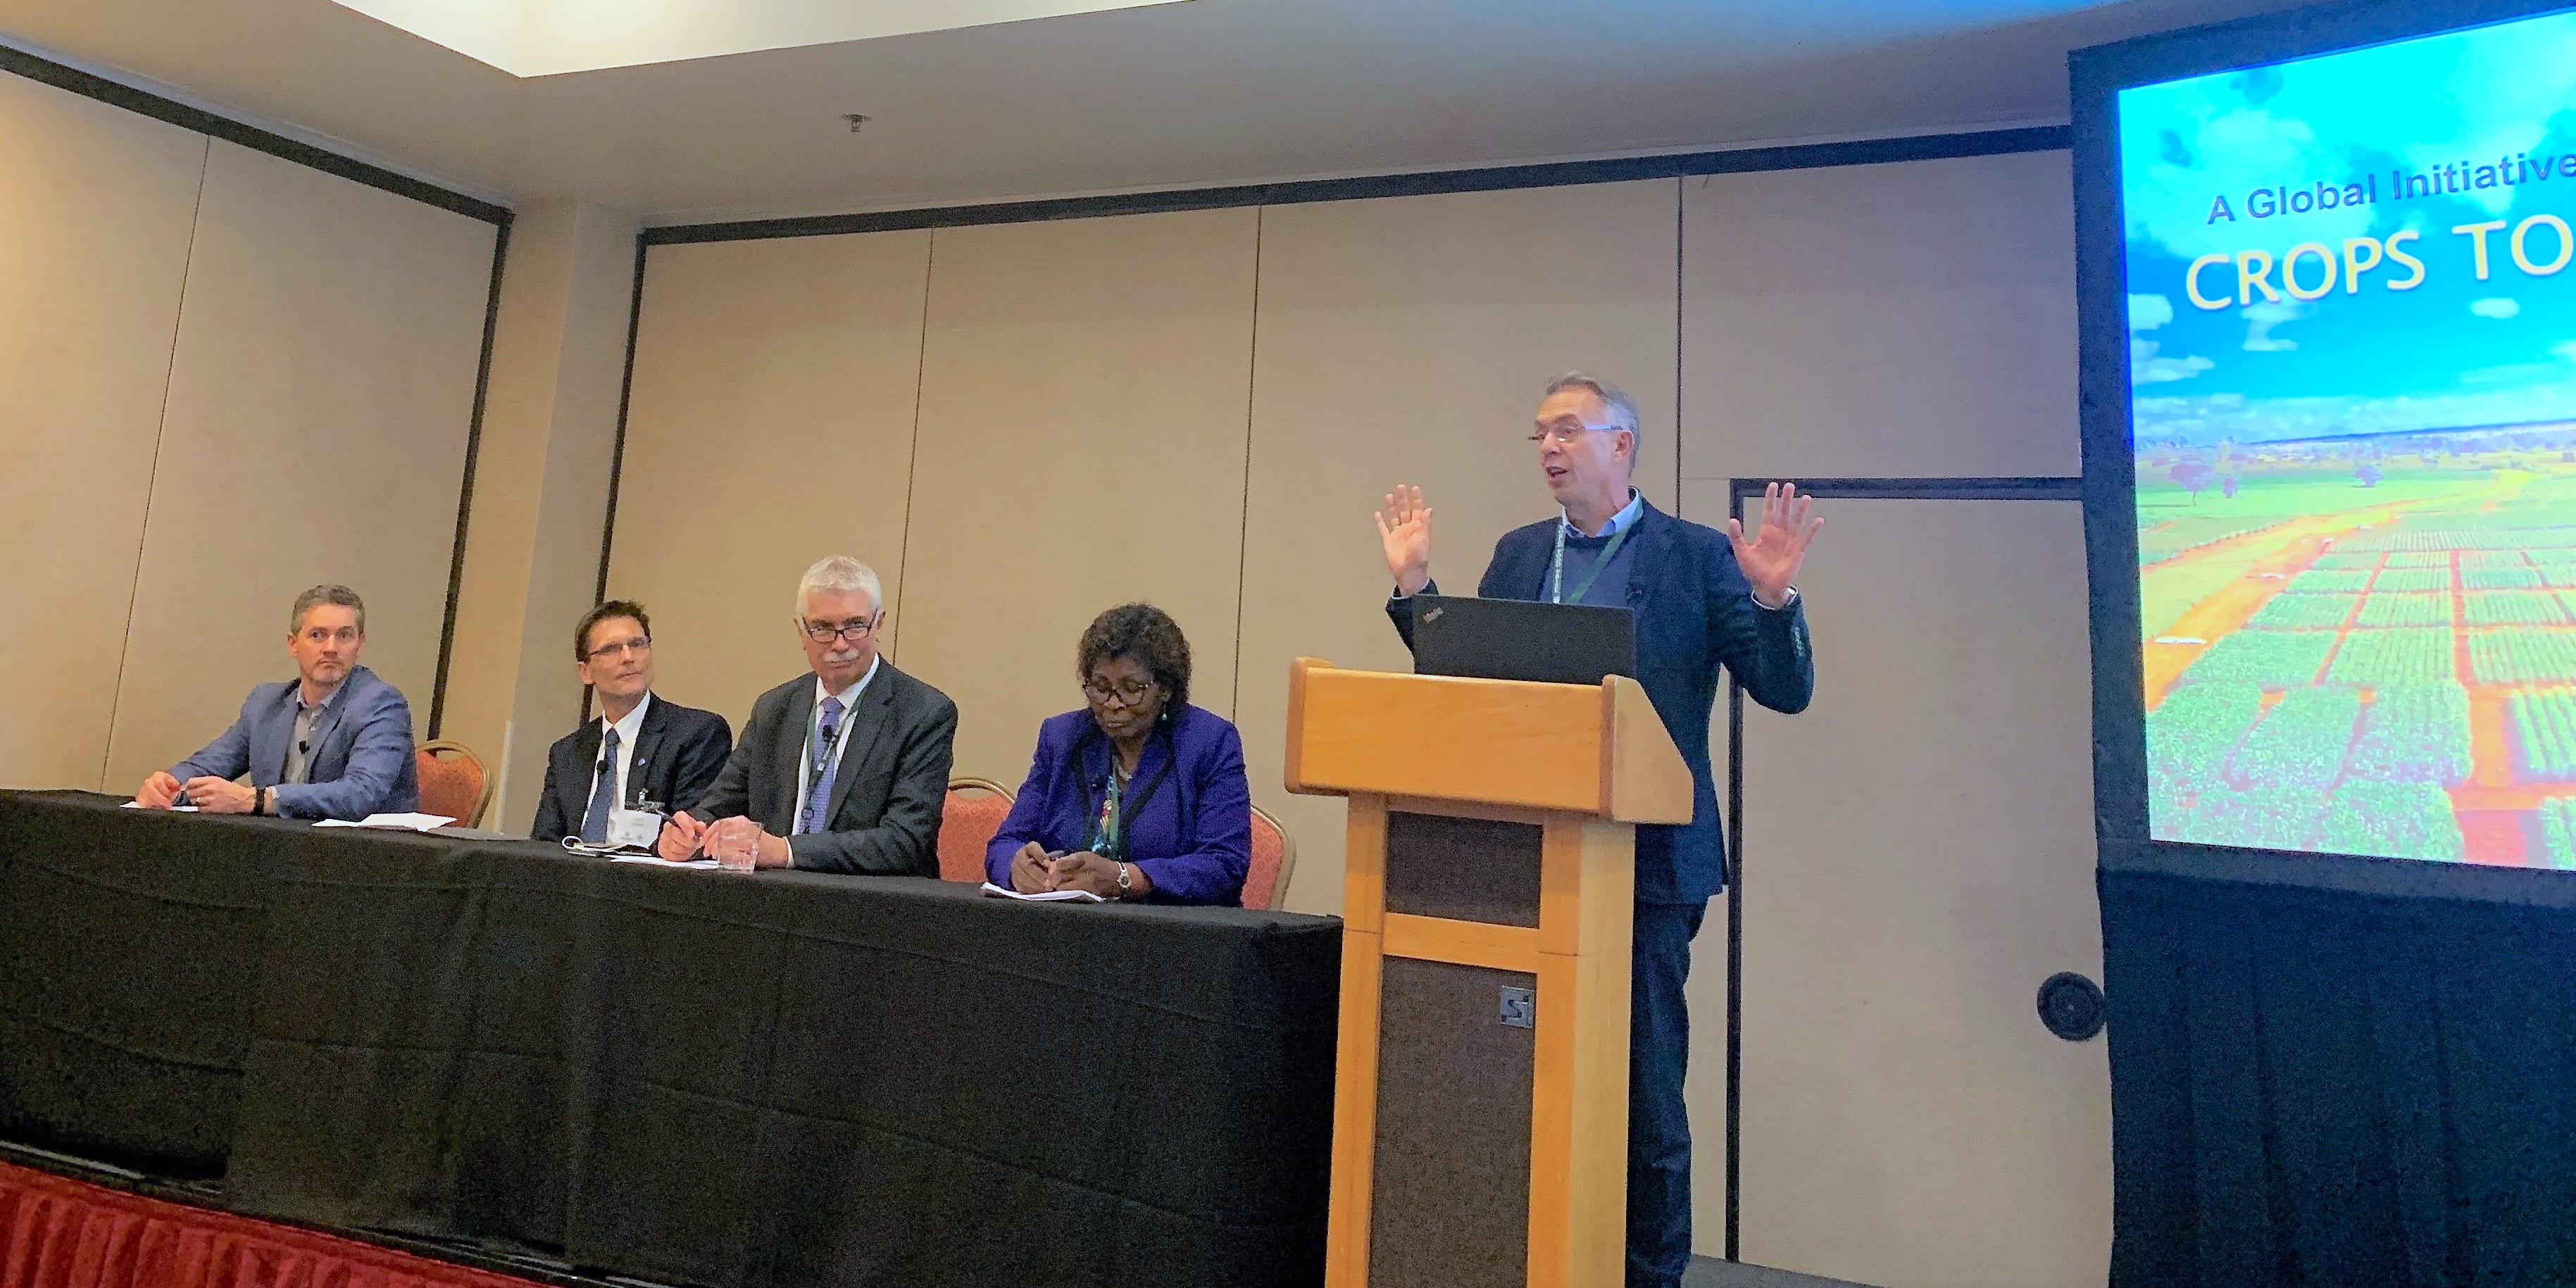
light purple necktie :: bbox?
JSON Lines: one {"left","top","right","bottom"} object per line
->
{"left": 799, "top": 696, "right": 844, "bottom": 835}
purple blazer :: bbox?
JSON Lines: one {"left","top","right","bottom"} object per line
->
{"left": 984, "top": 703, "right": 1252, "bottom": 906}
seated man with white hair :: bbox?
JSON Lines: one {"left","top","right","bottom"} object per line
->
{"left": 658, "top": 555, "right": 958, "bottom": 874}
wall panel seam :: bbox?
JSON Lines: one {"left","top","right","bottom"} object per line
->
{"left": 97, "top": 136, "right": 212, "bottom": 793}
{"left": 887, "top": 228, "right": 938, "bottom": 665}
{"left": 1673, "top": 178, "right": 1684, "bottom": 509}
{"left": 582, "top": 234, "right": 652, "bottom": 725}
{"left": 1228, "top": 206, "right": 1262, "bottom": 723}
{"left": 428, "top": 215, "right": 515, "bottom": 737}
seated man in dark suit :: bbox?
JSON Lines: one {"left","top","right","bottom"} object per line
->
{"left": 531, "top": 599, "right": 733, "bottom": 844}
{"left": 132, "top": 583, "right": 419, "bottom": 820}
{"left": 657, "top": 556, "right": 956, "bottom": 874}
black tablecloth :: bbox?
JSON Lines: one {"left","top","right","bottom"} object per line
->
{"left": 0, "top": 791, "right": 1342, "bottom": 1288}
{"left": 2101, "top": 869, "right": 2576, "bottom": 1288}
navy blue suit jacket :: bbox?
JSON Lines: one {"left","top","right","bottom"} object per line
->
{"left": 984, "top": 704, "right": 1253, "bottom": 906}
{"left": 168, "top": 664, "right": 420, "bottom": 820}
{"left": 530, "top": 694, "right": 734, "bottom": 842}
{"left": 1390, "top": 499, "right": 1814, "bottom": 904}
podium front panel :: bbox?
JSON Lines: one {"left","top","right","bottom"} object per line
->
{"left": 1369, "top": 955, "right": 1537, "bottom": 1288}
{"left": 1384, "top": 811, "right": 1542, "bottom": 927}
{"left": 1322, "top": 780, "right": 1637, "bottom": 1288}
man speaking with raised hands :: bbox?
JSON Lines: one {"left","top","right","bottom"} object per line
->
{"left": 1376, "top": 372, "right": 1821, "bottom": 1288}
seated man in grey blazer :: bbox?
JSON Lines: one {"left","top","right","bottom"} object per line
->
{"left": 132, "top": 584, "right": 420, "bottom": 820}
{"left": 656, "top": 556, "right": 956, "bottom": 874}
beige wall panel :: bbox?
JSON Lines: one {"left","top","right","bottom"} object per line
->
{"left": 439, "top": 199, "right": 639, "bottom": 833}
{"left": 104, "top": 140, "right": 496, "bottom": 790}
{"left": 1677, "top": 491, "right": 2107, "bottom": 1285}
{"left": 0, "top": 75, "right": 206, "bottom": 789}
{"left": 893, "top": 210, "right": 1257, "bottom": 789}
{"left": 442, "top": 199, "right": 588, "bottom": 791}
{"left": 606, "top": 231, "right": 932, "bottom": 731}
{"left": 1237, "top": 180, "right": 1680, "bottom": 915}
{"left": 496, "top": 202, "right": 645, "bottom": 832}
{"left": 1681, "top": 152, "right": 2078, "bottom": 481}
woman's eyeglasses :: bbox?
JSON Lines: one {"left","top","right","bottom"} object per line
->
{"left": 1083, "top": 678, "right": 1158, "bottom": 706}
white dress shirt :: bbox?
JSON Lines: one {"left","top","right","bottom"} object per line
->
{"left": 587, "top": 691, "right": 654, "bottom": 812}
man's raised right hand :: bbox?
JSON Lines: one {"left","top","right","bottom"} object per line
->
{"left": 1375, "top": 484, "right": 1434, "bottom": 597}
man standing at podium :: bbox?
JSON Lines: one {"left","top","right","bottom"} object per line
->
{"left": 1377, "top": 373, "right": 1819, "bottom": 1288}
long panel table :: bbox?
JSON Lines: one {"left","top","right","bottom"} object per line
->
{"left": 0, "top": 790, "right": 1342, "bottom": 1288}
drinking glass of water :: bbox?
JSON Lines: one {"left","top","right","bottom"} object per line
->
{"left": 711, "top": 818, "right": 762, "bottom": 873}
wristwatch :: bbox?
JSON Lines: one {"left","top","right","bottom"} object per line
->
{"left": 1114, "top": 861, "right": 1133, "bottom": 898}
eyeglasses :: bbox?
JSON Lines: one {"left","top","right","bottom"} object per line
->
{"left": 585, "top": 637, "right": 651, "bottom": 661}
{"left": 1082, "top": 678, "right": 1159, "bottom": 707}
{"left": 801, "top": 617, "right": 878, "bottom": 644}
{"left": 1530, "top": 421, "right": 1621, "bottom": 445}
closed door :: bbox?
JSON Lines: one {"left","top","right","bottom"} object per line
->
{"left": 1681, "top": 492, "right": 2108, "bottom": 1288}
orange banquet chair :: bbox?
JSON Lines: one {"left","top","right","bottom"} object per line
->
{"left": 939, "top": 777, "right": 1016, "bottom": 884}
{"left": 1243, "top": 804, "right": 1296, "bottom": 911}
{"left": 414, "top": 740, "right": 492, "bottom": 828}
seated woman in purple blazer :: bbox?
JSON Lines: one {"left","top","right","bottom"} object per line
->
{"left": 987, "top": 603, "right": 1252, "bottom": 905}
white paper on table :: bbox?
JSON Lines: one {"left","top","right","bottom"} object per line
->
{"left": 121, "top": 801, "right": 200, "bottom": 811}
{"left": 611, "top": 854, "right": 719, "bottom": 869}
{"left": 980, "top": 881, "right": 1105, "bottom": 904}
{"left": 313, "top": 813, "right": 456, "bottom": 832}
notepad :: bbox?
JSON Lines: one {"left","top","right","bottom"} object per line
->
{"left": 120, "top": 801, "right": 199, "bottom": 811}
{"left": 980, "top": 882, "right": 1104, "bottom": 904}
{"left": 313, "top": 813, "right": 456, "bottom": 832}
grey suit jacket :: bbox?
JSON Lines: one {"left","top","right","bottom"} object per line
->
{"left": 168, "top": 664, "right": 420, "bottom": 820}
{"left": 691, "top": 661, "right": 957, "bottom": 876}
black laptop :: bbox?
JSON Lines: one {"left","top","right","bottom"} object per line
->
{"left": 1408, "top": 595, "right": 1634, "bottom": 686}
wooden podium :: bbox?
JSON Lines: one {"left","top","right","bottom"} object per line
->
{"left": 1284, "top": 658, "right": 1693, "bottom": 1288}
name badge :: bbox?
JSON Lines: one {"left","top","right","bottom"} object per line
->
{"left": 608, "top": 808, "right": 664, "bottom": 850}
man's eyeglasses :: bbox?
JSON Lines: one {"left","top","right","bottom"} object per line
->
{"left": 801, "top": 618, "right": 879, "bottom": 644}
{"left": 1083, "top": 678, "right": 1158, "bottom": 707}
{"left": 584, "top": 637, "right": 651, "bottom": 661}
{"left": 1530, "top": 422, "right": 1620, "bottom": 446}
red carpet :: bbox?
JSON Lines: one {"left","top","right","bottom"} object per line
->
{"left": 0, "top": 1163, "right": 541, "bottom": 1288}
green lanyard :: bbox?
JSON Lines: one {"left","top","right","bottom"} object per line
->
{"left": 1089, "top": 763, "right": 1127, "bottom": 856}
{"left": 1549, "top": 519, "right": 1633, "bottom": 605}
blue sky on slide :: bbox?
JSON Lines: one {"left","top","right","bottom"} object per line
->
{"left": 2120, "top": 8, "right": 2576, "bottom": 446}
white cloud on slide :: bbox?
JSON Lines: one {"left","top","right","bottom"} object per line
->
{"left": 2471, "top": 298, "right": 2521, "bottom": 320}
{"left": 2242, "top": 300, "right": 2303, "bottom": 351}
{"left": 2133, "top": 337, "right": 2215, "bottom": 383}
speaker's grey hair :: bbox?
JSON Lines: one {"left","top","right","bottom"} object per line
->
{"left": 1544, "top": 372, "right": 1642, "bottom": 473}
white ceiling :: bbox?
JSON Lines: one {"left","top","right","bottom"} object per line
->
{"left": 327, "top": 0, "right": 1185, "bottom": 77}
{"left": 0, "top": 0, "right": 2314, "bottom": 225}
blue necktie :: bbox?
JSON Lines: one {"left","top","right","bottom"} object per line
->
{"left": 579, "top": 726, "right": 620, "bottom": 843}
{"left": 799, "top": 696, "right": 844, "bottom": 835}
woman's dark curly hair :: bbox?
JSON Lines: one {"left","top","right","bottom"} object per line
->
{"left": 1077, "top": 603, "right": 1191, "bottom": 712}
